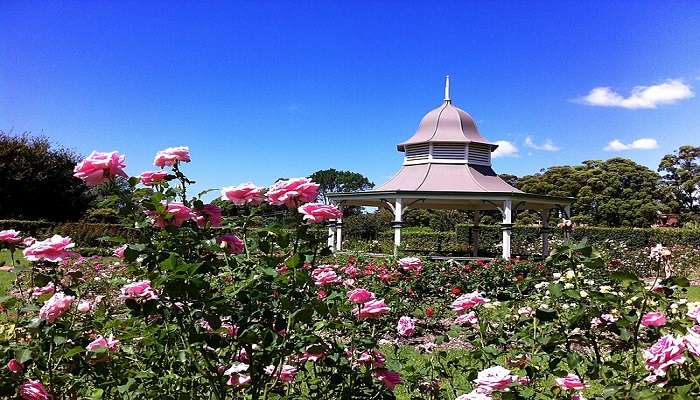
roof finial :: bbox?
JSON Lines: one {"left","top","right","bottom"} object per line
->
{"left": 444, "top": 75, "right": 451, "bottom": 103}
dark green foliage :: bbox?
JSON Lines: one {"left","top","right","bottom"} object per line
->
{"left": 0, "top": 132, "right": 92, "bottom": 221}
{"left": 309, "top": 168, "right": 374, "bottom": 206}
{"left": 516, "top": 158, "right": 661, "bottom": 227}
{"left": 658, "top": 145, "right": 700, "bottom": 222}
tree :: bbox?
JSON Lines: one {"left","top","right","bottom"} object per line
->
{"left": 0, "top": 131, "right": 92, "bottom": 221}
{"left": 658, "top": 145, "right": 700, "bottom": 222}
{"left": 517, "top": 158, "right": 660, "bottom": 227}
{"left": 308, "top": 168, "right": 374, "bottom": 204}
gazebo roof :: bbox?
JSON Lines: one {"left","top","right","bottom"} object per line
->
{"left": 397, "top": 100, "right": 496, "bottom": 151}
{"left": 327, "top": 77, "right": 573, "bottom": 212}
{"left": 376, "top": 163, "right": 522, "bottom": 193}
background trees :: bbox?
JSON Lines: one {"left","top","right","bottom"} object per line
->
{"left": 658, "top": 145, "right": 700, "bottom": 223}
{"left": 515, "top": 158, "right": 661, "bottom": 227}
{"left": 308, "top": 168, "right": 374, "bottom": 204}
{"left": 0, "top": 132, "right": 92, "bottom": 221}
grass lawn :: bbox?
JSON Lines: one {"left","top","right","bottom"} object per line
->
{"left": 686, "top": 285, "right": 700, "bottom": 302}
{"left": 0, "top": 249, "right": 26, "bottom": 296}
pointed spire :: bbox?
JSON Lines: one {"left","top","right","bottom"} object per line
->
{"left": 444, "top": 75, "right": 451, "bottom": 103}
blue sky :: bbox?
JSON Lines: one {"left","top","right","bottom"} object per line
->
{"left": 2, "top": 1, "right": 699, "bottom": 196}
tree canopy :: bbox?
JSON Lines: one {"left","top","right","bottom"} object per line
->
{"left": 0, "top": 132, "right": 92, "bottom": 221}
{"left": 516, "top": 158, "right": 660, "bottom": 227}
{"left": 658, "top": 145, "right": 700, "bottom": 222}
{"left": 308, "top": 168, "right": 374, "bottom": 204}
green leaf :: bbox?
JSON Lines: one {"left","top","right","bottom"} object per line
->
{"left": 611, "top": 271, "right": 639, "bottom": 283}
{"left": 15, "top": 348, "right": 32, "bottom": 363}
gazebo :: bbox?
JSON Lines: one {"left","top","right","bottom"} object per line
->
{"left": 327, "top": 77, "right": 573, "bottom": 259}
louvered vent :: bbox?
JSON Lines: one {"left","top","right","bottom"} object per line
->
{"left": 432, "top": 143, "right": 466, "bottom": 160}
{"left": 468, "top": 143, "right": 491, "bottom": 166}
{"left": 405, "top": 144, "right": 430, "bottom": 161}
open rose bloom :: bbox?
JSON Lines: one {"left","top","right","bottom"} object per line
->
{"left": 120, "top": 280, "right": 158, "bottom": 301}
{"left": 221, "top": 183, "right": 266, "bottom": 205}
{"left": 218, "top": 234, "right": 244, "bottom": 254}
{"left": 139, "top": 170, "right": 168, "bottom": 185}
{"left": 396, "top": 316, "right": 417, "bottom": 337}
{"left": 19, "top": 379, "right": 51, "bottom": 400}
{"left": 23, "top": 235, "right": 75, "bottom": 262}
{"left": 298, "top": 203, "right": 343, "bottom": 224}
{"left": 39, "top": 293, "right": 75, "bottom": 323}
{"left": 451, "top": 292, "right": 490, "bottom": 314}
{"left": 73, "top": 150, "right": 128, "bottom": 186}
{"left": 352, "top": 299, "right": 391, "bottom": 319}
{"left": 0, "top": 229, "right": 22, "bottom": 244}
{"left": 641, "top": 311, "right": 667, "bottom": 327}
{"left": 86, "top": 335, "right": 120, "bottom": 352}
{"left": 192, "top": 204, "right": 223, "bottom": 228}
{"left": 146, "top": 202, "right": 193, "bottom": 227}
{"left": 555, "top": 374, "right": 587, "bottom": 390}
{"left": 154, "top": 146, "right": 191, "bottom": 167}
{"left": 266, "top": 177, "right": 319, "bottom": 207}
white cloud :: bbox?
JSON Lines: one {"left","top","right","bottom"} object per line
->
{"left": 604, "top": 138, "right": 659, "bottom": 151}
{"left": 492, "top": 140, "right": 518, "bottom": 158}
{"left": 578, "top": 79, "right": 693, "bottom": 109}
{"left": 524, "top": 136, "right": 560, "bottom": 152}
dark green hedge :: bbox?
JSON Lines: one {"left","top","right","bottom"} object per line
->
{"left": 371, "top": 225, "right": 700, "bottom": 256}
{"left": 0, "top": 219, "right": 134, "bottom": 247}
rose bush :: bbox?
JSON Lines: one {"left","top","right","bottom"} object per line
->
{"left": 1, "top": 146, "right": 699, "bottom": 399}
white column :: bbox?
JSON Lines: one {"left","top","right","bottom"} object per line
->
{"left": 502, "top": 199, "right": 512, "bottom": 260}
{"left": 541, "top": 210, "right": 550, "bottom": 257}
{"left": 393, "top": 198, "right": 403, "bottom": 255}
{"left": 472, "top": 211, "right": 481, "bottom": 257}
{"left": 327, "top": 222, "right": 337, "bottom": 251}
{"left": 335, "top": 217, "right": 343, "bottom": 251}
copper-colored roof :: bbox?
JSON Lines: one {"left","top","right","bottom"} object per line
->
{"left": 397, "top": 102, "right": 496, "bottom": 151}
{"left": 376, "top": 163, "right": 522, "bottom": 193}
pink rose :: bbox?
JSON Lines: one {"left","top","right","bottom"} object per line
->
{"left": 113, "top": 244, "right": 127, "bottom": 259}
{"left": 0, "top": 229, "right": 22, "bottom": 244}
{"left": 192, "top": 204, "right": 223, "bottom": 228}
{"left": 266, "top": 177, "right": 319, "bottom": 207}
{"left": 473, "top": 366, "right": 517, "bottom": 392}
{"left": 398, "top": 257, "right": 423, "bottom": 273}
{"left": 154, "top": 146, "right": 191, "bottom": 167}
{"left": 77, "top": 300, "right": 94, "bottom": 313}
{"left": 221, "top": 183, "right": 266, "bottom": 206}
{"left": 555, "top": 374, "right": 586, "bottom": 390}
{"left": 22, "top": 237, "right": 36, "bottom": 247}
{"left": 455, "top": 311, "right": 478, "bottom": 326}
{"left": 571, "top": 394, "right": 586, "bottom": 400}
{"left": 347, "top": 288, "right": 375, "bottom": 304}
{"left": 354, "top": 349, "right": 386, "bottom": 368}
{"left": 352, "top": 299, "right": 391, "bottom": 319}
{"left": 311, "top": 265, "right": 342, "bottom": 286}
{"left": 643, "top": 334, "right": 686, "bottom": 378}
{"left": 396, "top": 316, "right": 416, "bottom": 337}
{"left": 451, "top": 292, "right": 489, "bottom": 314}
{"left": 641, "top": 311, "right": 667, "bottom": 327}
{"left": 19, "top": 380, "right": 51, "bottom": 400}
{"left": 297, "top": 203, "right": 343, "bottom": 224}
{"left": 120, "top": 280, "right": 158, "bottom": 301}
{"left": 39, "top": 293, "right": 74, "bottom": 323}
{"left": 517, "top": 307, "right": 534, "bottom": 317}
{"left": 373, "top": 368, "right": 402, "bottom": 391}
{"left": 31, "top": 282, "right": 55, "bottom": 298}
{"left": 146, "top": 202, "right": 192, "bottom": 228}
{"left": 218, "top": 235, "right": 244, "bottom": 254}
{"left": 264, "top": 364, "right": 297, "bottom": 383}
{"left": 687, "top": 307, "right": 700, "bottom": 324}
{"left": 683, "top": 329, "right": 700, "bottom": 357}
{"left": 139, "top": 170, "right": 168, "bottom": 186}
{"left": 8, "top": 358, "right": 23, "bottom": 373}
{"left": 86, "top": 335, "right": 120, "bottom": 352}
{"left": 73, "top": 151, "right": 128, "bottom": 186}
{"left": 456, "top": 390, "right": 493, "bottom": 400}
{"left": 23, "top": 235, "right": 75, "bottom": 262}
{"left": 224, "top": 363, "right": 251, "bottom": 386}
